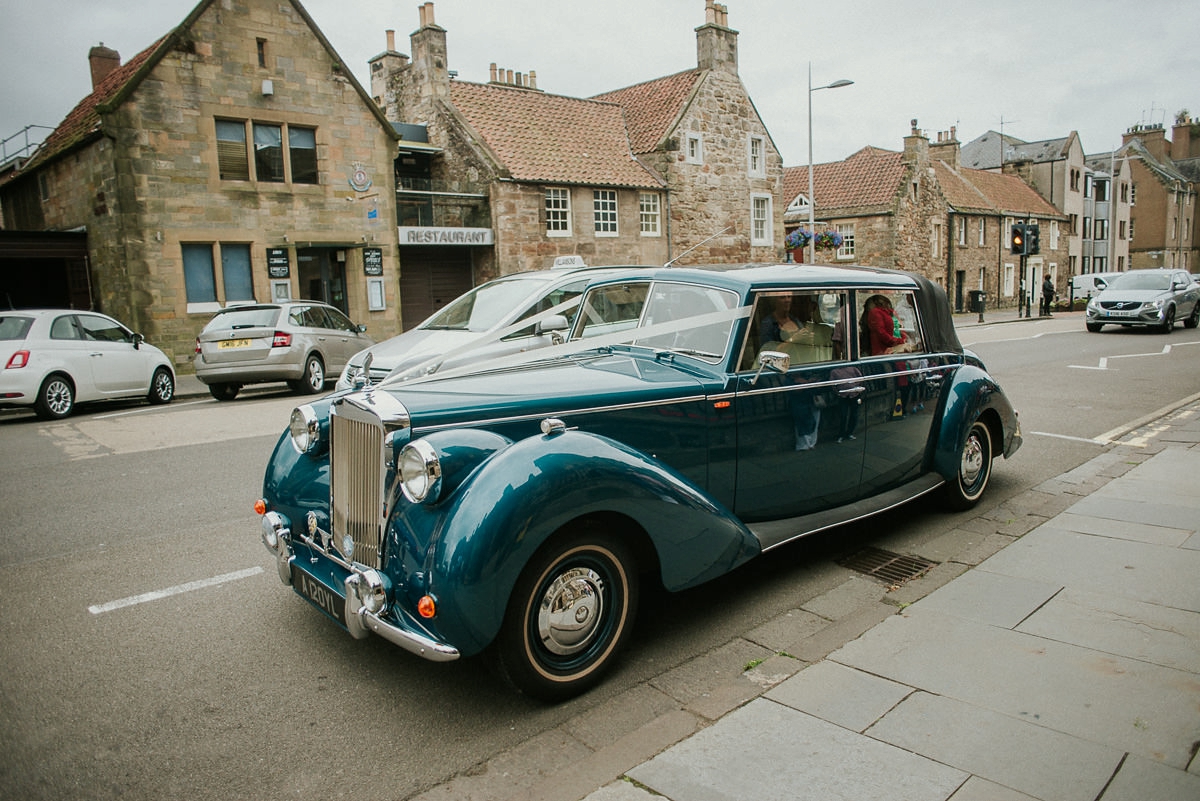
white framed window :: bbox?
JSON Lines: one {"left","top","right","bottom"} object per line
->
{"left": 1094, "top": 219, "right": 1108, "bottom": 241}
{"left": 748, "top": 135, "right": 765, "bottom": 177}
{"left": 686, "top": 133, "right": 704, "bottom": 165}
{"left": 932, "top": 222, "right": 942, "bottom": 258}
{"left": 1050, "top": 220, "right": 1060, "bottom": 250}
{"left": 1003, "top": 262, "right": 1015, "bottom": 296}
{"left": 957, "top": 217, "right": 967, "bottom": 245}
{"left": 835, "top": 223, "right": 855, "bottom": 260}
{"left": 593, "top": 190, "right": 618, "bottom": 236}
{"left": 1005, "top": 216, "right": 1015, "bottom": 250}
{"left": 750, "top": 194, "right": 773, "bottom": 246}
{"left": 545, "top": 188, "right": 572, "bottom": 236}
{"left": 639, "top": 192, "right": 661, "bottom": 236}
{"left": 978, "top": 218, "right": 986, "bottom": 246}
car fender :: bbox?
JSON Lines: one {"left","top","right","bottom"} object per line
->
{"left": 931, "top": 364, "right": 1021, "bottom": 480}
{"left": 405, "top": 428, "right": 760, "bottom": 656}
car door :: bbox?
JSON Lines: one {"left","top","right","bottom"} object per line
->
{"left": 75, "top": 313, "right": 149, "bottom": 396}
{"left": 854, "top": 290, "right": 943, "bottom": 495}
{"left": 321, "top": 306, "right": 369, "bottom": 372}
{"left": 732, "top": 289, "right": 867, "bottom": 522}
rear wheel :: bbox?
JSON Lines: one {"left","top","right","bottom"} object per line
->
{"left": 209, "top": 382, "right": 240, "bottom": 401}
{"left": 148, "top": 367, "right": 174, "bottom": 405}
{"left": 941, "top": 419, "right": 993, "bottom": 511}
{"left": 34, "top": 374, "right": 75, "bottom": 420}
{"left": 494, "top": 526, "right": 637, "bottom": 702}
{"left": 288, "top": 354, "right": 324, "bottom": 394}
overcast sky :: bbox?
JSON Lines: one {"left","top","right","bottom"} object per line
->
{"left": 2, "top": 0, "right": 1197, "bottom": 166}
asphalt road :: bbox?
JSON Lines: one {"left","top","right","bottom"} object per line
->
{"left": 1, "top": 313, "right": 1198, "bottom": 800}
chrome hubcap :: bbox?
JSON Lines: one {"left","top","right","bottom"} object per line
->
{"left": 48, "top": 382, "right": 71, "bottom": 414}
{"left": 308, "top": 361, "right": 323, "bottom": 389}
{"left": 537, "top": 567, "right": 604, "bottom": 656}
{"left": 960, "top": 434, "right": 984, "bottom": 487}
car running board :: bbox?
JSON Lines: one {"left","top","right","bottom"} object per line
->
{"left": 748, "top": 473, "right": 946, "bottom": 553}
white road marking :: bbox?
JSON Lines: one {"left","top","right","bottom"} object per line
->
{"left": 92, "top": 399, "right": 212, "bottom": 420}
{"left": 88, "top": 566, "right": 263, "bottom": 615}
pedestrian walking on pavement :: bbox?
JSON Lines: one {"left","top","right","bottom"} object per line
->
{"left": 1040, "top": 275, "right": 1055, "bottom": 316}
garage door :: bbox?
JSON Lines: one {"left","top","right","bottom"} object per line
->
{"left": 398, "top": 247, "right": 474, "bottom": 330}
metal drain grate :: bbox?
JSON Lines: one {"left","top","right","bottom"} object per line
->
{"left": 837, "top": 547, "right": 937, "bottom": 586}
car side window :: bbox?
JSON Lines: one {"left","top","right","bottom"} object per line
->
{"left": 573, "top": 283, "right": 649, "bottom": 340}
{"left": 858, "top": 290, "right": 925, "bottom": 357}
{"left": 504, "top": 279, "right": 588, "bottom": 341}
{"left": 50, "top": 315, "right": 82, "bottom": 340}
{"left": 739, "top": 290, "right": 849, "bottom": 371}
{"left": 78, "top": 314, "right": 131, "bottom": 343}
{"left": 325, "top": 308, "right": 356, "bottom": 332}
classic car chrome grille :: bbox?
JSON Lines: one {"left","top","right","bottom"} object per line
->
{"left": 329, "top": 392, "right": 411, "bottom": 570}
{"left": 331, "top": 413, "right": 384, "bottom": 568}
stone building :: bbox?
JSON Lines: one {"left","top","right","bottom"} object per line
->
{"left": 783, "top": 123, "right": 1067, "bottom": 312}
{"left": 369, "top": 1, "right": 783, "bottom": 325}
{"left": 0, "top": 0, "right": 402, "bottom": 369}
{"left": 1119, "top": 116, "right": 1199, "bottom": 273}
{"left": 962, "top": 129, "right": 1133, "bottom": 280}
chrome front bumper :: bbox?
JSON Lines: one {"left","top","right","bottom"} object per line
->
{"left": 261, "top": 512, "right": 459, "bottom": 663}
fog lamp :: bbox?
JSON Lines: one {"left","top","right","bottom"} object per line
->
{"left": 350, "top": 570, "right": 388, "bottom": 615}
{"left": 261, "top": 512, "right": 288, "bottom": 550}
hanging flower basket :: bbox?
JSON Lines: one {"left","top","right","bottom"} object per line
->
{"left": 814, "top": 230, "right": 843, "bottom": 250}
{"left": 785, "top": 228, "right": 812, "bottom": 251}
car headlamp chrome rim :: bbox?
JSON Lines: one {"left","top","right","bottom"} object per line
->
{"left": 261, "top": 511, "right": 288, "bottom": 550}
{"left": 289, "top": 405, "right": 320, "bottom": 454}
{"left": 399, "top": 439, "right": 441, "bottom": 504}
{"left": 350, "top": 569, "right": 388, "bottom": 615}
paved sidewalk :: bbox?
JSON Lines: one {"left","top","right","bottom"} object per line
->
{"left": 580, "top": 402, "right": 1200, "bottom": 801}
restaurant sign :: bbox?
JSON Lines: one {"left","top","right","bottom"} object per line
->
{"left": 398, "top": 227, "right": 494, "bottom": 246}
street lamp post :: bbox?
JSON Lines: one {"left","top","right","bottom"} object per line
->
{"left": 807, "top": 64, "right": 853, "bottom": 265}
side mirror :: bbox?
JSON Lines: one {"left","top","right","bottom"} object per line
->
{"left": 750, "top": 350, "right": 790, "bottom": 385}
{"left": 357, "top": 324, "right": 368, "bottom": 333}
{"left": 132, "top": 332, "right": 145, "bottom": 350}
{"left": 535, "top": 314, "right": 569, "bottom": 335}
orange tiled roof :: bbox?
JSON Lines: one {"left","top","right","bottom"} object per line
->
{"left": 19, "top": 37, "right": 165, "bottom": 174}
{"left": 448, "top": 81, "right": 663, "bottom": 188}
{"left": 782, "top": 146, "right": 905, "bottom": 211}
{"left": 590, "top": 70, "right": 703, "bottom": 155}
{"left": 938, "top": 162, "right": 1064, "bottom": 218}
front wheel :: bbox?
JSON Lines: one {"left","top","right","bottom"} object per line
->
{"left": 1184, "top": 304, "right": 1199, "bottom": 330}
{"left": 148, "top": 367, "right": 174, "bottom": 405}
{"left": 1157, "top": 306, "right": 1175, "bottom": 334}
{"left": 288, "top": 354, "right": 325, "bottom": 394}
{"left": 941, "top": 419, "right": 993, "bottom": 511}
{"left": 494, "top": 528, "right": 638, "bottom": 702}
{"left": 1086, "top": 322, "right": 1103, "bottom": 333}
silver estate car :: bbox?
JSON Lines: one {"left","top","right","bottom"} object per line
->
{"left": 194, "top": 301, "right": 373, "bottom": 400}
{"left": 336, "top": 262, "right": 645, "bottom": 391}
{"left": 1085, "top": 269, "right": 1200, "bottom": 333}
{"left": 0, "top": 309, "right": 175, "bottom": 419}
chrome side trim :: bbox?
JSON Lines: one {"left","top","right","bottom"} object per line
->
{"left": 415, "top": 393, "right": 711, "bottom": 434}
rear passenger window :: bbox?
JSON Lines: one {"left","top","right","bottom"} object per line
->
{"left": 858, "top": 291, "right": 924, "bottom": 356}
{"left": 740, "top": 290, "right": 850, "bottom": 370}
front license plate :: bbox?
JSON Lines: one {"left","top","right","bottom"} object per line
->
{"left": 292, "top": 566, "right": 346, "bottom": 623}
{"left": 217, "top": 338, "right": 251, "bottom": 349}
{"left": 1105, "top": 310, "right": 1136, "bottom": 318}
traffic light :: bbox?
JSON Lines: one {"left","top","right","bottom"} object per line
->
{"left": 1026, "top": 224, "right": 1040, "bottom": 255}
{"left": 1010, "top": 223, "right": 1027, "bottom": 255}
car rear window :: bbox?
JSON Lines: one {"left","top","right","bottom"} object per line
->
{"left": 202, "top": 307, "right": 281, "bottom": 332}
{"left": 0, "top": 315, "right": 34, "bottom": 340}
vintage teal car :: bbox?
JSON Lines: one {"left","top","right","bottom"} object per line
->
{"left": 257, "top": 264, "right": 1021, "bottom": 700}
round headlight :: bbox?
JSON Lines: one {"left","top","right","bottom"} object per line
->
{"left": 289, "top": 405, "right": 320, "bottom": 454}
{"left": 399, "top": 439, "right": 441, "bottom": 503}
{"left": 261, "top": 511, "right": 288, "bottom": 550}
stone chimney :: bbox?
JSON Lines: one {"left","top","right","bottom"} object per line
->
{"left": 410, "top": 2, "right": 450, "bottom": 100}
{"left": 368, "top": 29, "right": 410, "bottom": 109}
{"left": 489, "top": 63, "right": 540, "bottom": 90}
{"left": 1123, "top": 123, "right": 1168, "bottom": 161}
{"left": 903, "top": 119, "right": 929, "bottom": 166}
{"left": 88, "top": 43, "right": 120, "bottom": 89}
{"left": 929, "top": 126, "right": 960, "bottom": 169}
{"left": 1172, "top": 112, "right": 1196, "bottom": 159}
{"left": 696, "top": 0, "right": 738, "bottom": 74}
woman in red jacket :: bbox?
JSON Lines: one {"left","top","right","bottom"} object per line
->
{"left": 864, "top": 294, "right": 906, "bottom": 355}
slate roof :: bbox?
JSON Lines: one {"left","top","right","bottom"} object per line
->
{"left": 590, "top": 70, "right": 703, "bottom": 155}
{"left": 781, "top": 146, "right": 905, "bottom": 212}
{"left": 447, "top": 81, "right": 663, "bottom": 189}
{"left": 961, "top": 131, "right": 1073, "bottom": 170}
{"left": 1120, "top": 137, "right": 1198, "bottom": 186}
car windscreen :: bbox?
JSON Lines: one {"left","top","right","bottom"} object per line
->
{"left": 0, "top": 315, "right": 34, "bottom": 340}
{"left": 202, "top": 307, "right": 281, "bottom": 331}
{"left": 1106, "top": 272, "right": 1171, "bottom": 292}
{"left": 423, "top": 276, "right": 551, "bottom": 332}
